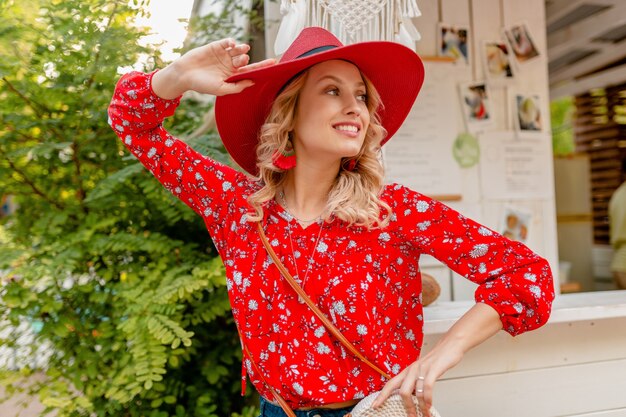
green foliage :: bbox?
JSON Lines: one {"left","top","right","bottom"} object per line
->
{"left": 0, "top": 0, "right": 261, "bottom": 415}
{"left": 551, "top": 96, "right": 576, "bottom": 156}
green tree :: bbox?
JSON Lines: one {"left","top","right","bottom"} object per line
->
{"left": 551, "top": 96, "right": 576, "bottom": 156}
{"left": 0, "top": 1, "right": 259, "bottom": 415}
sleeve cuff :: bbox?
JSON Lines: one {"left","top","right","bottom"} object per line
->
{"left": 148, "top": 69, "right": 183, "bottom": 107}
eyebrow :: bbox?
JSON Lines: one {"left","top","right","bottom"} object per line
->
{"left": 316, "top": 75, "right": 366, "bottom": 88}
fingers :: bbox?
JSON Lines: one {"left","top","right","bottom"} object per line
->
{"left": 232, "top": 53, "right": 250, "bottom": 68}
{"left": 215, "top": 39, "right": 251, "bottom": 69}
{"left": 418, "top": 363, "right": 440, "bottom": 417}
{"left": 420, "top": 364, "right": 436, "bottom": 410}
{"left": 237, "top": 58, "right": 277, "bottom": 73}
{"left": 416, "top": 374, "right": 429, "bottom": 417}
{"left": 225, "top": 43, "right": 250, "bottom": 55}
{"left": 371, "top": 371, "right": 404, "bottom": 408}
{"left": 216, "top": 79, "right": 255, "bottom": 96}
{"left": 217, "top": 38, "right": 237, "bottom": 51}
{"left": 371, "top": 362, "right": 436, "bottom": 417}
{"left": 398, "top": 365, "right": 421, "bottom": 417}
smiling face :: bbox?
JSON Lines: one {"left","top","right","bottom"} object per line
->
{"left": 292, "top": 60, "right": 371, "bottom": 167}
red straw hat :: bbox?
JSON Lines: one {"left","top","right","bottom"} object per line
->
{"left": 215, "top": 26, "right": 424, "bottom": 176}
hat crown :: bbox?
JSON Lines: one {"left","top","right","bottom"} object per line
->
{"left": 279, "top": 27, "right": 344, "bottom": 63}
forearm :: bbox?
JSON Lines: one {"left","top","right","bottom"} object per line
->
{"left": 430, "top": 303, "right": 502, "bottom": 355}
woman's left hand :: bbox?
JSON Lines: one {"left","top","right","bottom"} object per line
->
{"left": 371, "top": 341, "right": 464, "bottom": 417}
{"left": 372, "top": 303, "right": 503, "bottom": 416}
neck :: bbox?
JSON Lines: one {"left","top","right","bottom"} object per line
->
{"left": 281, "top": 159, "right": 340, "bottom": 221}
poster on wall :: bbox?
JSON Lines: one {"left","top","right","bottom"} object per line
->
{"left": 384, "top": 61, "right": 469, "bottom": 199}
{"left": 481, "top": 41, "right": 515, "bottom": 83}
{"left": 458, "top": 81, "right": 495, "bottom": 133}
{"left": 510, "top": 91, "right": 544, "bottom": 134}
{"left": 500, "top": 206, "right": 532, "bottom": 243}
{"left": 478, "top": 131, "right": 553, "bottom": 200}
{"left": 437, "top": 23, "right": 470, "bottom": 65}
{"left": 503, "top": 23, "right": 540, "bottom": 64}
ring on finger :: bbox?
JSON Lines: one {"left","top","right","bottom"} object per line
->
{"left": 416, "top": 388, "right": 424, "bottom": 394}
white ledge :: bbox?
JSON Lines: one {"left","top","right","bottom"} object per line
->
{"left": 423, "top": 290, "right": 626, "bottom": 334}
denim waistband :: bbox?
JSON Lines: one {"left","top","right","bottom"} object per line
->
{"left": 259, "top": 396, "right": 356, "bottom": 417}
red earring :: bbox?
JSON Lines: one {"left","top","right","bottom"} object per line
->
{"left": 272, "top": 141, "right": 297, "bottom": 170}
{"left": 342, "top": 157, "right": 359, "bottom": 171}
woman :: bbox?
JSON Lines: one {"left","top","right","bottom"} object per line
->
{"left": 108, "top": 27, "right": 554, "bottom": 417}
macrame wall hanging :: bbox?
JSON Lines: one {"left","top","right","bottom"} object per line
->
{"left": 275, "top": 0, "right": 422, "bottom": 55}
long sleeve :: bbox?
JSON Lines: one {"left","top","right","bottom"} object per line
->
{"left": 107, "top": 70, "right": 253, "bottom": 240}
{"left": 389, "top": 184, "right": 554, "bottom": 336}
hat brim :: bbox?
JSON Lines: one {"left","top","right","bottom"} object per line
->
{"left": 215, "top": 41, "right": 424, "bottom": 176}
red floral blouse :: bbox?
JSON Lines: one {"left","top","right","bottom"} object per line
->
{"left": 108, "top": 71, "right": 554, "bottom": 408}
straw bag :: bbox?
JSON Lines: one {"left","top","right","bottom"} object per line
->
{"left": 347, "top": 391, "right": 441, "bottom": 417}
{"left": 251, "top": 222, "right": 442, "bottom": 417}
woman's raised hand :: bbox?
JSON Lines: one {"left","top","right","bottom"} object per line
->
{"left": 152, "top": 38, "right": 275, "bottom": 100}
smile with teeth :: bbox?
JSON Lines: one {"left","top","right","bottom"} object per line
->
{"left": 334, "top": 125, "right": 359, "bottom": 133}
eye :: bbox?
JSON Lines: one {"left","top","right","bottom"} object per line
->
{"left": 356, "top": 93, "right": 368, "bottom": 103}
{"left": 325, "top": 87, "right": 339, "bottom": 96}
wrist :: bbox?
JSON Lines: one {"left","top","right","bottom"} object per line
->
{"left": 152, "top": 63, "right": 186, "bottom": 100}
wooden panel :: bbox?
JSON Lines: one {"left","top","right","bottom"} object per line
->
{"left": 440, "top": 0, "right": 471, "bottom": 25}
{"left": 470, "top": 0, "right": 506, "bottom": 128}
{"left": 424, "top": 316, "right": 626, "bottom": 379}
{"left": 575, "top": 123, "right": 619, "bottom": 135}
{"left": 566, "top": 410, "right": 626, "bottom": 417}
{"left": 413, "top": 0, "right": 439, "bottom": 57}
{"left": 449, "top": 271, "right": 477, "bottom": 301}
{"left": 433, "top": 358, "right": 626, "bottom": 417}
{"left": 574, "top": 83, "right": 626, "bottom": 244}
{"left": 589, "top": 149, "right": 620, "bottom": 160}
{"left": 590, "top": 159, "right": 621, "bottom": 170}
{"left": 575, "top": 128, "right": 620, "bottom": 144}
{"left": 591, "top": 170, "right": 621, "bottom": 180}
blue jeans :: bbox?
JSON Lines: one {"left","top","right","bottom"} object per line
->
{"left": 259, "top": 397, "right": 356, "bottom": 417}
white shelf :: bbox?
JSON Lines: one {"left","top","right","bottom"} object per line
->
{"left": 424, "top": 290, "right": 626, "bottom": 334}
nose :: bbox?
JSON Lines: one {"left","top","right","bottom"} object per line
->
{"left": 343, "top": 95, "right": 362, "bottom": 116}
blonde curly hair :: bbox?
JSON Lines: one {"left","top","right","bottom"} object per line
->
{"left": 246, "top": 64, "right": 392, "bottom": 229}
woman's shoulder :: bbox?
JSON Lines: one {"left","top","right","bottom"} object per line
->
{"left": 380, "top": 182, "right": 433, "bottom": 205}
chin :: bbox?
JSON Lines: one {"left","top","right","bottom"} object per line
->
{"left": 339, "top": 151, "right": 361, "bottom": 160}
{"left": 344, "top": 143, "right": 365, "bottom": 157}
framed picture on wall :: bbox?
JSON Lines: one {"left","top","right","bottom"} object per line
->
{"left": 500, "top": 206, "right": 532, "bottom": 243}
{"left": 459, "top": 81, "right": 494, "bottom": 133}
{"left": 482, "top": 41, "right": 515, "bottom": 83}
{"left": 511, "top": 91, "right": 543, "bottom": 134}
{"left": 437, "top": 23, "right": 470, "bottom": 65}
{"left": 502, "top": 23, "right": 540, "bottom": 64}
